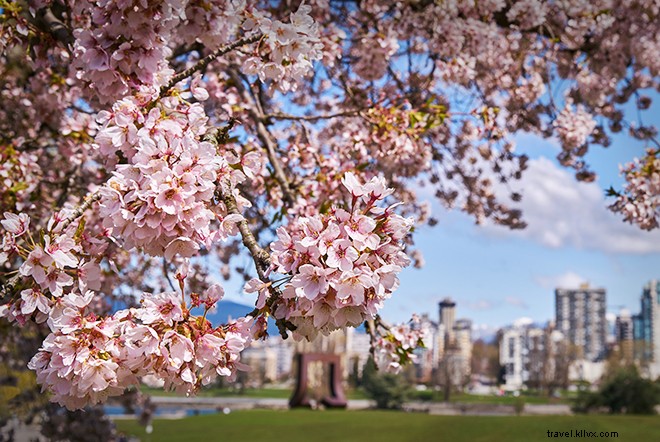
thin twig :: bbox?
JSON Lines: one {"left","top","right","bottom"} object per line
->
{"left": 161, "top": 33, "right": 262, "bottom": 97}
{"left": 264, "top": 110, "right": 362, "bottom": 122}
{"left": 162, "top": 258, "right": 176, "bottom": 291}
{"left": 2, "top": 191, "right": 101, "bottom": 300}
{"left": 58, "top": 191, "right": 101, "bottom": 232}
{"left": 0, "top": 274, "right": 20, "bottom": 302}
{"left": 227, "top": 68, "right": 296, "bottom": 206}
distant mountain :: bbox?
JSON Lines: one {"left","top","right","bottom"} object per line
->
{"left": 206, "top": 300, "right": 279, "bottom": 336}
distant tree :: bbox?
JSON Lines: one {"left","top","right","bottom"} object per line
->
{"left": 348, "top": 356, "right": 361, "bottom": 389}
{"left": 573, "top": 366, "right": 660, "bottom": 415}
{"left": 361, "top": 358, "right": 411, "bottom": 410}
{"left": 548, "top": 340, "right": 579, "bottom": 395}
{"left": 471, "top": 339, "right": 500, "bottom": 382}
{"left": 435, "top": 350, "right": 469, "bottom": 402}
{"left": 526, "top": 327, "right": 577, "bottom": 396}
{"left": 525, "top": 332, "right": 547, "bottom": 393}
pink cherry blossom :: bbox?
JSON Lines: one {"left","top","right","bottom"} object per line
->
{"left": 139, "top": 292, "right": 184, "bottom": 326}
{"left": 325, "top": 239, "right": 359, "bottom": 271}
{"left": 291, "top": 264, "right": 332, "bottom": 300}
{"left": 1, "top": 212, "right": 29, "bottom": 235}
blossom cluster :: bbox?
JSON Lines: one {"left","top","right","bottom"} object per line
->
{"left": 259, "top": 172, "right": 413, "bottom": 341}
{"left": 0, "top": 211, "right": 104, "bottom": 325}
{"left": 95, "top": 89, "right": 238, "bottom": 258}
{"left": 27, "top": 286, "right": 253, "bottom": 409}
{"left": 351, "top": 32, "right": 399, "bottom": 81}
{"left": 72, "top": 0, "right": 186, "bottom": 104}
{"left": 373, "top": 318, "right": 427, "bottom": 374}
{"left": 505, "top": 0, "right": 548, "bottom": 30}
{"left": 242, "top": 3, "right": 323, "bottom": 92}
{"left": 553, "top": 104, "right": 597, "bottom": 151}
{"left": 178, "top": 0, "right": 246, "bottom": 49}
{"left": 610, "top": 148, "right": 660, "bottom": 231}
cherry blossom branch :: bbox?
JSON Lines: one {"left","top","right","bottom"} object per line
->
{"left": 58, "top": 191, "right": 101, "bottom": 232}
{"left": 0, "top": 274, "right": 20, "bottom": 301}
{"left": 218, "top": 184, "right": 294, "bottom": 337}
{"left": 161, "top": 33, "right": 262, "bottom": 96}
{"left": 227, "top": 68, "right": 296, "bottom": 206}
{"left": 162, "top": 259, "right": 176, "bottom": 292}
{"left": 216, "top": 186, "right": 270, "bottom": 278}
{"left": 374, "top": 314, "right": 392, "bottom": 331}
{"left": 264, "top": 110, "right": 362, "bottom": 122}
{"left": 32, "top": 7, "right": 74, "bottom": 49}
{"left": 365, "top": 315, "right": 395, "bottom": 364}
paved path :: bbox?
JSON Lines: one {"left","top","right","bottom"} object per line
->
{"left": 139, "top": 397, "right": 571, "bottom": 416}
{"left": 149, "top": 396, "right": 372, "bottom": 410}
{"left": 405, "top": 402, "right": 572, "bottom": 416}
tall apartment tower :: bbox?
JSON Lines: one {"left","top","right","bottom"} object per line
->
{"left": 615, "top": 309, "right": 634, "bottom": 362}
{"left": 555, "top": 284, "right": 607, "bottom": 361}
{"left": 439, "top": 298, "right": 456, "bottom": 344}
{"left": 454, "top": 319, "right": 473, "bottom": 376}
{"left": 634, "top": 280, "right": 660, "bottom": 377}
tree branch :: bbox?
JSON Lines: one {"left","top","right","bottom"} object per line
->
{"left": 264, "top": 110, "right": 362, "bottom": 122}
{"left": 0, "top": 274, "right": 20, "bottom": 302}
{"left": 33, "top": 7, "right": 74, "bottom": 49}
{"left": 227, "top": 68, "right": 296, "bottom": 206}
{"left": 216, "top": 184, "right": 270, "bottom": 279}
{"left": 58, "top": 191, "right": 101, "bottom": 232}
{"left": 216, "top": 182, "right": 294, "bottom": 338}
{"left": 161, "top": 33, "right": 262, "bottom": 97}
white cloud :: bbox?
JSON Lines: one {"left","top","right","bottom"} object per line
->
{"left": 504, "top": 296, "right": 529, "bottom": 309}
{"left": 484, "top": 157, "right": 660, "bottom": 254}
{"left": 466, "top": 299, "right": 499, "bottom": 311}
{"left": 465, "top": 296, "right": 529, "bottom": 313}
{"left": 535, "top": 271, "right": 589, "bottom": 290}
{"left": 513, "top": 317, "right": 534, "bottom": 327}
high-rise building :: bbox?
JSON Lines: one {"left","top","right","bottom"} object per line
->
{"left": 615, "top": 309, "right": 634, "bottom": 362}
{"left": 439, "top": 298, "right": 456, "bottom": 344}
{"left": 408, "top": 298, "right": 473, "bottom": 386}
{"left": 633, "top": 280, "right": 660, "bottom": 378}
{"left": 499, "top": 321, "right": 545, "bottom": 390}
{"left": 555, "top": 284, "right": 607, "bottom": 361}
{"left": 454, "top": 318, "right": 473, "bottom": 376}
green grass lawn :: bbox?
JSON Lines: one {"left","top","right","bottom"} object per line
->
{"left": 410, "top": 390, "right": 569, "bottom": 405}
{"left": 139, "top": 386, "right": 368, "bottom": 400}
{"left": 139, "top": 386, "right": 292, "bottom": 399}
{"left": 115, "top": 409, "right": 660, "bottom": 442}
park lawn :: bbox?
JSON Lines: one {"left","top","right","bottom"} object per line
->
{"left": 115, "top": 409, "right": 660, "bottom": 442}
{"left": 139, "top": 386, "right": 292, "bottom": 399}
{"left": 450, "top": 393, "right": 565, "bottom": 405}
{"left": 410, "top": 391, "right": 568, "bottom": 405}
{"left": 139, "top": 386, "right": 368, "bottom": 400}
